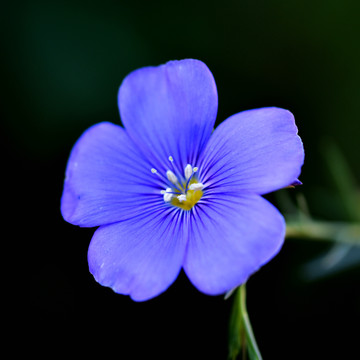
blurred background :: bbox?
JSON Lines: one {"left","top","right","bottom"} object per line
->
{"left": 3, "top": 0, "right": 359, "bottom": 358}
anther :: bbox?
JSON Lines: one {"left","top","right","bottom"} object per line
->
{"left": 193, "top": 167, "right": 198, "bottom": 173}
{"left": 168, "top": 156, "right": 174, "bottom": 162}
{"left": 184, "top": 164, "right": 193, "bottom": 180}
{"left": 151, "top": 168, "right": 157, "bottom": 174}
{"left": 189, "top": 183, "right": 204, "bottom": 191}
{"left": 163, "top": 188, "right": 173, "bottom": 202}
{"left": 166, "top": 170, "right": 178, "bottom": 185}
{"left": 177, "top": 194, "right": 187, "bottom": 202}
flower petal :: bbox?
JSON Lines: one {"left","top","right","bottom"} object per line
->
{"left": 118, "top": 59, "right": 218, "bottom": 171}
{"left": 61, "top": 122, "right": 166, "bottom": 227}
{"left": 183, "top": 194, "right": 285, "bottom": 295}
{"left": 88, "top": 207, "right": 187, "bottom": 301}
{"left": 199, "top": 107, "right": 304, "bottom": 195}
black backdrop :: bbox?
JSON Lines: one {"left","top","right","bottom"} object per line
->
{"left": 3, "top": 1, "right": 360, "bottom": 358}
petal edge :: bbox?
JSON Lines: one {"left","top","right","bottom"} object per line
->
{"left": 199, "top": 107, "right": 304, "bottom": 195}
{"left": 118, "top": 59, "right": 218, "bottom": 172}
{"left": 184, "top": 194, "right": 285, "bottom": 295}
{"left": 88, "top": 208, "right": 187, "bottom": 301}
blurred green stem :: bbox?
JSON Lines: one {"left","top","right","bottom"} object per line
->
{"left": 286, "top": 219, "right": 360, "bottom": 245}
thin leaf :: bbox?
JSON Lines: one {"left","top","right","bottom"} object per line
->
{"left": 301, "top": 243, "right": 360, "bottom": 280}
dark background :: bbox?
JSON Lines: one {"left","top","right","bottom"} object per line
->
{"left": 3, "top": 0, "right": 359, "bottom": 358}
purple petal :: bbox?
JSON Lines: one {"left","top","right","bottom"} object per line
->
{"left": 61, "top": 122, "right": 165, "bottom": 227}
{"left": 88, "top": 207, "right": 187, "bottom": 301}
{"left": 118, "top": 59, "right": 218, "bottom": 172}
{"left": 183, "top": 194, "right": 285, "bottom": 295}
{"left": 199, "top": 107, "right": 304, "bottom": 195}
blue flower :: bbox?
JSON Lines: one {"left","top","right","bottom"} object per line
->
{"left": 61, "top": 59, "right": 304, "bottom": 301}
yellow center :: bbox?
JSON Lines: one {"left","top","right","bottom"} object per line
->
{"left": 171, "top": 180, "right": 203, "bottom": 211}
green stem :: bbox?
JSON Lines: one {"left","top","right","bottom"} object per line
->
{"left": 239, "top": 284, "right": 262, "bottom": 360}
{"left": 285, "top": 220, "right": 360, "bottom": 245}
{"left": 228, "top": 220, "right": 359, "bottom": 360}
{"left": 228, "top": 284, "right": 262, "bottom": 360}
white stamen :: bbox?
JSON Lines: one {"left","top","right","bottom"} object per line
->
{"left": 193, "top": 167, "right": 198, "bottom": 173}
{"left": 177, "top": 194, "right": 187, "bottom": 202}
{"left": 160, "top": 190, "right": 166, "bottom": 194}
{"left": 163, "top": 188, "right": 173, "bottom": 202}
{"left": 168, "top": 156, "right": 174, "bottom": 162}
{"left": 189, "top": 183, "right": 204, "bottom": 191}
{"left": 151, "top": 168, "right": 157, "bottom": 174}
{"left": 166, "top": 170, "right": 178, "bottom": 185}
{"left": 184, "top": 164, "right": 193, "bottom": 180}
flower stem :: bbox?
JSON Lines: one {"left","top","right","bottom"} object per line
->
{"left": 228, "top": 284, "right": 262, "bottom": 360}
{"left": 228, "top": 219, "right": 359, "bottom": 359}
{"left": 239, "top": 284, "right": 262, "bottom": 360}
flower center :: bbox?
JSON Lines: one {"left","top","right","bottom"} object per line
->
{"left": 151, "top": 157, "right": 204, "bottom": 211}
